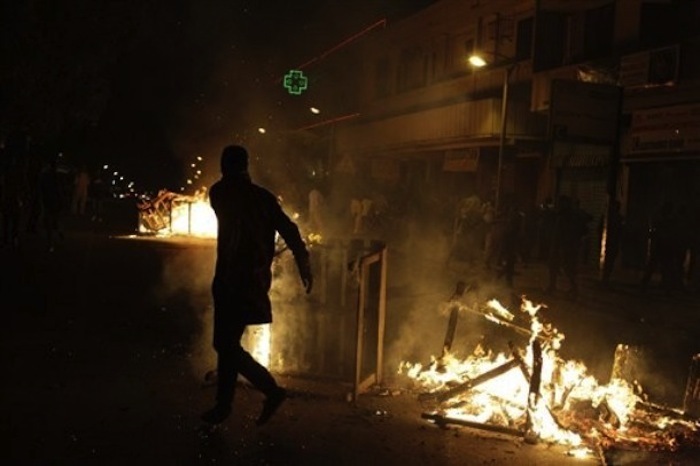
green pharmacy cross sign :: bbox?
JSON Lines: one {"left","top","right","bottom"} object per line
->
{"left": 283, "top": 69, "right": 309, "bottom": 95}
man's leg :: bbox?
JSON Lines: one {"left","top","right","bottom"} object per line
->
{"left": 237, "top": 344, "right": 287, "bottom": 425}
{"left": 201, "top": 322, "right": 247, "bottom": 424}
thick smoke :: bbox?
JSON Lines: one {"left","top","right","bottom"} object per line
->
{"left": 154, "top": 241, "right": 217, "bottom": 379}
{"left": 153, "top": 236, "right": 316, "bottom": 380}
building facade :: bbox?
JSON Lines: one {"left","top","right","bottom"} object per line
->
{"left": 294, "top": 0, "right": 700, "bottom": 269}
{"left": 328, "top": 0, "right": 546, "bottom": 226}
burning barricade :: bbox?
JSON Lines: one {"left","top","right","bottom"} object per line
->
{"left": 137, "top": 189, "right": 217, "bottom": 237}
{"left": 398, "top": 290, "right": 700, "bottom": 461}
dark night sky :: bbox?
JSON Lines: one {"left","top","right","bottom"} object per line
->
{"left": 1, "top": 0, "right": 435, "bottom": 191}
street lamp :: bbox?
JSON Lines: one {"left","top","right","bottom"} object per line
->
{"left": 469, "top": 53, "right": 515, "bottom": 214}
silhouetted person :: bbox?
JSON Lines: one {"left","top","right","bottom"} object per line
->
{"left": 669, "top": 202, "right": 691, "bottom": 292}
{"left": 482, "top": 200, "right": 497, "bottom": 268}
{"left": 1, "top": 162, "right": 21, "bottom": 248}
{"left": 573, "top": 198, "right": 593, "bottom": 264}
{"left": 519, "top": 203, "right": 537, "bottom": 267}
{"left": 24, "top": 151, "right": 44, "bottom": 234}
{"left": 201, "top": 144, "right": 313, "bottom": 425}
{"left": 601, "top": 199, "right": 625, "bottom": 286}
{"left": 0, "top": 131, "right": 27, "bottom": 248}
{"left": 451, "top": 196, "right": 483, "bottom": 266}
{"left": 546, "top": 195, "right": 587, "bottom": 298}
{"left": 307, "top": 186, "right": 325, "bottom": 233}
{"left": 37, "top": 155, "right": 63, "bottom": 251}
{"left": 535, "top": 197, "right": 556, "bottom": 261}
{"left": 688, "top": 205, "right": 700, "bottom": 293}
{"left": 72, "top": 165, "right": 91, "bottom": 215}
{"left": 640, "top": 201, "right": 677, "bottom": 293}
{"left": 89, "top": 169, "right": 107, "bottom": 222}
{"left": 496, "top": 201, "right": 522, "bottom": 288}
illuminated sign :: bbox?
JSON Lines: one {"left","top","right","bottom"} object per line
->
{"left": 283, "top": 70, "right": 309, "bottom": 95}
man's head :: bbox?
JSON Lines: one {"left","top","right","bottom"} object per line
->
{"left": 220, "top": 145, "right": 249, "bottom": 176}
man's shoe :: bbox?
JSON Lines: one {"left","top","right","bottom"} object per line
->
{"left": 201, "top": 403, "right": 231, "bottom": 424}
{"left": 256, "top": 388, "right": 287, "bottom": 426}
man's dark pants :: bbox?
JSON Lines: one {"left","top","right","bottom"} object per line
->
{"left": 213, "top": 315, "right": 279, "bottom": 406}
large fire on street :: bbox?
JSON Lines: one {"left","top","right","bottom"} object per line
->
{"left": 398, "top": 295, "right": 700, "bottom": 461}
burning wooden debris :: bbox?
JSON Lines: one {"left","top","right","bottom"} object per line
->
{"left": 398, "top": 288, "right": 700, "bottom": 461}
{"left": 137, "top": 189, "right": 217, "bottom": 237}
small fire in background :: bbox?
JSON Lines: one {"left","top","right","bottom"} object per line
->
{"left": 170, "top": 191, "right": 217, "bottom": 237}
{"left": 399, "top": 296, "right": 700, "bottom": 459}
{"left": 137, "top": 190, "right": 323, "bottom": 244}
{"left": 138, "top": 189, "right": 217, "bottom": 238}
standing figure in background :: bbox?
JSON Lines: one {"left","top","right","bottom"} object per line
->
{"left": 0, "top": 131, "right": 27, "bottom": 248}
{"left": 72, "top": 165, "right": 91, "bottom": 216}
{"left": 201, "top": 144, "right": 313, "bottom": 426}
{"left": 496, "top": 201, "right": 523, "bottom": 288}
{"left": 89, "top": 169, "right": 107, "bottom": 222}
{"left": 601, "top": 199, "right": 625, "bottom": 286}
{"left": 37, "top": 155, "right": 63, "bottom": 252}
{"left": 535, "top": 197, "right": 556, "bottom": 261}
{"left": 687, "top": 205, "right": 700, "bottom": 293}
{"left": 640, "top": 200, "right": 677, "bottom": 293}
{"left": 307, "top": 186, "right": 325, "bottom": 234}
{"left": 350, "top": 197, "right": 363, "bottom": 234}
{"left": 0, "top": 159, "right": 23, "bottom": 248}
{"left": 450, "top": 196, "right": 483, "bottom": 266}
{"left": 350, "top": 196, "right": 373, "bottom": 235}
{"left": 482, "top": 200, "right": 497, "bottom": 269}
{"left": 546, "top": 195, "right": 587, "bottom": 298}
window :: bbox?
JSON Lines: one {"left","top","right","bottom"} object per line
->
{"left": 584, "top": 3, "right": 614, "bottom": 58}
{"left": 533, "top": 10, "right": 567, "bottom": 72}
{"left": 515, "top": 17, "right": 534, "bottom": 60}
{"left": 397, "top": 46, "right": 426, "bottom": 92}
{"left": 375, "top": 57, "right": 391, "bottom": 98}
{"left": 640, "top": 1, "right": 683, "bottom": 47}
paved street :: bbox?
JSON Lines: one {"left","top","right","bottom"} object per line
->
{"left": 2, "top": 214, "right": 700, "bottom": 465}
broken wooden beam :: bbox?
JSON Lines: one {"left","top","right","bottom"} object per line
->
{"left": 440, "top": 281, "right": 469, "bottom": 358}
{"left": 421, "top": 412, "right": 524, "bottom": 437}
{"left": 419, "top": 358, "right": 521, "bottom": 404}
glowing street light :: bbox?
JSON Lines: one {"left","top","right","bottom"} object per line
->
{"left": 468, "top": 55, "right": 487, "bottom": 68}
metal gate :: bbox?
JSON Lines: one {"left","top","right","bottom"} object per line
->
{"left": 268, "top": 238, "right": 387, "bottom": 398}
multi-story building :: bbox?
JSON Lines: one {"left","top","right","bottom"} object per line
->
{"left": 322, "top": 0, "right": 546, "bottom": 225}
{"left": 293, "top": 0, "right": 700, "bottom": 268}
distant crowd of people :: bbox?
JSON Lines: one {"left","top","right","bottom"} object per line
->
{"left": 301, "top": 183, "right": 699, "bottom": 297}
{"left": 0, "top": 131, "right": 110, "bottom": 251}
{"left": 639, "top": 200, "right": 700, "bottom": 294}
{"left": 445, "top": 194, "right": 594, "bottom": 296}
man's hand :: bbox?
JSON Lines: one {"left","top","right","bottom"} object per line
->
{"left": 301, "top": 269, "right": 313, "bottom": 294}
{"left": 296, "top": 257, "right": 313, "bottom": 294}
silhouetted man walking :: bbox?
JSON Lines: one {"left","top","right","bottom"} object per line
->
{"left": 202, "top": 145, "right": 313, "bottom": 425}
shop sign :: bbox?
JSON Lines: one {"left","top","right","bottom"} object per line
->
{"left": 628, "top": 103, "right": 700, "bottom": 155}
{"left": 551, "top": 142, "right": 611, "bottom": 168}
{"left": 443, "top": 148, "right": 479, "bottom": 172}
